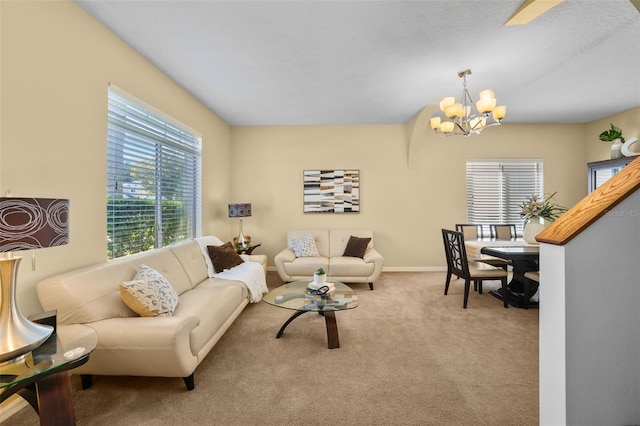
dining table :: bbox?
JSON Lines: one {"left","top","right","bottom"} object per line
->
{"left": 464, "top": 238, "right": 540, "bottom": 308}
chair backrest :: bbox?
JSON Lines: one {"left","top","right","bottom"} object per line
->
{"left": 490, "top": 224, "right": 517, "bottom": 239}
{"left": 455, "top": 224, "right": 483, "bottom": 239}
{"left": 442, "top": 229, "right": 470, "bottom": 278}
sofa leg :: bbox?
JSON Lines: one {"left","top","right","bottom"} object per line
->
{"left": 80, "top": 374, "right": 93, "bottom": 390}
{"left": 368, "top": 283, "right": 374, "bottom": 290}
{"left": 183, "top": 373, "right": 195, "bottom": 391}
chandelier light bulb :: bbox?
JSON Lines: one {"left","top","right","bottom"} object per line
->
{"left": 440, "top": 121, "right": 455, "bottom": 133}
{"left": 439, "top": 97, "right": 455, "bottom": 112}
{"left": 444, "top": 103, "right": 459, "bottom": 118}
{"left": 430, "top": 116, "right": 441, "bottom": 130}
{"left": 476, "top": 98, "right": 496, "bottom": 114}
{"left": 478, "top": 89, "right": 496, "bottom": 100}
{"left": 493, "top": 105, "right": 507, "bottom": 121}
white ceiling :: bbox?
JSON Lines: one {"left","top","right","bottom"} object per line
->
{"left": 76, "top": 0, "right": 640, "bottom": 126}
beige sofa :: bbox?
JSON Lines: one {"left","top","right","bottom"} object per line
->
{"left": 36, "top": 236, "right": 267, "bottom": 391}
{"left": 274, "top": 229, "right": 384, "bottom": 290}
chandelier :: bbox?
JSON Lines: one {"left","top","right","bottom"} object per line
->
{"left": 429, "top": 69, "right": 506, "bottom": 137}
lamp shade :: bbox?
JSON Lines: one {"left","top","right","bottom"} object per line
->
{"left": 0, "top": 198, "right": 69, "bottom": 252}
{"left": 228, "top": 203, "right": 251, "bottom": 218}
{"left": 0, "top": 197, "right": 69, "bottom": 362}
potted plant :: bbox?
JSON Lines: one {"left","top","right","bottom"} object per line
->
{"left": 313, "top": 267, "right": 326, "bottom": 284}
{"left": 599, "top": 123, "right": 625, "bottom": 159}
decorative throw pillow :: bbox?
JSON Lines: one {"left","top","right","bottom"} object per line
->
{"left": 290, "top": 233, "right": 320, "bottom": 257}
{"left": 343, "top": 235, "right": 371, "bottom": 258}
{"left": 207, "top": 241, "right": 244, "bottom": 273}
{"left": 119, "top": 265, "right": 179, "bottom": 317}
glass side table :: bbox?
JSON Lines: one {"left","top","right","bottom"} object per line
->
{"left": 1, "top": 324, "right": 98, "bottom": 425}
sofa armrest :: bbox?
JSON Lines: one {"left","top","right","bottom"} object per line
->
{"left": 90, "top": 316, "right": 199, "bottom": 349}
{"left": 363, "top": 248, "right": 384, "bottom": 282}
{"left": 274, "top": 248, "right": 296, "bottom": 282}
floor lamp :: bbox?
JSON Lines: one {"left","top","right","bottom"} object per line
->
{"left": 228, "top": 203, "right": 251, "bottom": 250}
{"left": 0, "top": 197, "right": 69, "bottom": 362}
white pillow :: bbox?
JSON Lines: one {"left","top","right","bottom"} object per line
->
{"left": 290, "top": 233, "right": 320, "bottom": 257}
{"left": 194, "top": 236, "right": 224, "bottom": 277}
{"left": 119, "top": 265, "right": 179, "bottom": 317}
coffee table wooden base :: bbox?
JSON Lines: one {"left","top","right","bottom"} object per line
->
{"left": 275, "top": 310, "right": 340, "bottom": 349}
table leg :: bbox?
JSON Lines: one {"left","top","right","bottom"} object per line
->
{"left": 276, "top": 310, "right": 310, "bottom": 338}
{"left": 36, "top": 371, "right": 76, "bottom": 426}
{"left": 324, "top": 311, "right": 340, "bottom": 349}
{"left": 490, "top": 258, "right": 539, "bottom": 308}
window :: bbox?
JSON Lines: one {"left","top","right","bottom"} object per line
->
{"left": 466, "top": 159, "right": 543, "bottom": 236}
{"left": 107, "top": 85, "right": 201, "bottom": 259}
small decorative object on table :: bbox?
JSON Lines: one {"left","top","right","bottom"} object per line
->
{"left": 307, "top": 268, "right": 335, "bottom": 296}
{"left": 313, "top": 267, "right": 326, "bottom": 285}
{"left": 599, "top": 123, "right": 625, "bottom": 160}
{"left": 519, "top": 191, "right": 567, "bottom": 244}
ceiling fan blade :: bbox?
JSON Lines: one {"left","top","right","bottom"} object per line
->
{"left": 630, "top": 0, "right": 640, "bottom": 13}
{"left": 504, "top": 0, "right": 565, "bottom": 26}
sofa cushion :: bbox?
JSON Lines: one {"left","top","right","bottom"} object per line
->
{"left": 174, "top": 278, "right": 248, "bottom": 354}
{"left": 329, "top": 256, "right": 375, "bottom": 277}
{"left": 284, "top": 256, "right": 329, "bottom": 277}
{"left": 207, "top": 241, "right": 244, "bottom": 273}
{"left": 119, "top": 265, "right": 179, "bottom": 317}
{"left": 171, "top": 240, "right": 210, "bottom": 288}
{"left": 290, "top": 233, "right": 320, "bottom": 257}
{"left": 343, "top": 235, "right": 372, "bottom": 258}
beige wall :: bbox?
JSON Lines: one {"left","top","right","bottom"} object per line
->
{"left": 1, "top": 1, "right": 231, "bottom": 315}
{"left": 1, "top": 1, "right": 638, "bottom": 317}
{"left": 230, "top": 118, "right": 588, "bottom": 269}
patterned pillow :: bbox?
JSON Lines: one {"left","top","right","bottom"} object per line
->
{"left": 119, "top": 265, "right": 179, "bottom": 317}
{"left": 290, "top": 233, "right": 320, "bottom": 257}
{"left": 207, "top": 241, "right": 244, "bottom": 273}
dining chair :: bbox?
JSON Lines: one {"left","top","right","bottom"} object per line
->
{"left": 490, "top": 224, "right": 517, "bottom": 239}
{"left": 455, "top": 224, "right": 484, "bottom": 239}
{"left": 441, "top": 229, "right": 508, "bottom": 309}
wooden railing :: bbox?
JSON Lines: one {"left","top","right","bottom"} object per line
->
{"left": 536, "top": 155, "right": 640, "bottom": 246}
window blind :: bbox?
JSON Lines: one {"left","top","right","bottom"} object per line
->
{"left": 107, "top": 85, "right": 202, "bottom": 259}
{"left": 466, "top": 159, "right": 543, "bottom": 236}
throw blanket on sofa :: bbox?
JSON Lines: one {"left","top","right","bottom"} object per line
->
{"left": 215, "top": 260, "right": 268, "bottom": 303}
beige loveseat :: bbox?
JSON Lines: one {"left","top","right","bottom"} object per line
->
{"left": 36, "top": 236, "right": 267, "bottom": 391}
{"left": 274, "top": 229, "right": 384, "bottom": 290}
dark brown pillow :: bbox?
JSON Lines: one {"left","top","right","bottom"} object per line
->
{"left": 343, "top": 236, "right": 371, "bottom": 258}
{"left": 207, "top": 242, "right": 244, "bottom": 273}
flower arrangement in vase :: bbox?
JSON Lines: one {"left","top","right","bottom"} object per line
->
{"left": 519, "top": 192, "right": 567, "bottom": 244}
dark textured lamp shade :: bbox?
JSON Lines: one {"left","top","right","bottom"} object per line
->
{"left": 0, "top": 198, "right": 69, "bottom": 252}
{"left": 0, "top": 197, "right": 69, "bottom": 362}
{"left": 228, "top": 203, "right": 251, "bottom": 218}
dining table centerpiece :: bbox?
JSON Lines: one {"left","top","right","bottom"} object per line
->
{"left": 519, "top": 191, "right": 567, "bottom": 244}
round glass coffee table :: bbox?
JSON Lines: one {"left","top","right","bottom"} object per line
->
{"left": 263, "top": 280, "right": 359, "bottom": 349}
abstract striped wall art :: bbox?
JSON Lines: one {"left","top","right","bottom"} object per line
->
{"left": 303, "top": 169, "right": 360, "bottom": 213}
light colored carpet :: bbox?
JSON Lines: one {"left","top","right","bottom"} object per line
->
{"left": 5, "top": 271, "right": 539, "bottom": 425}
